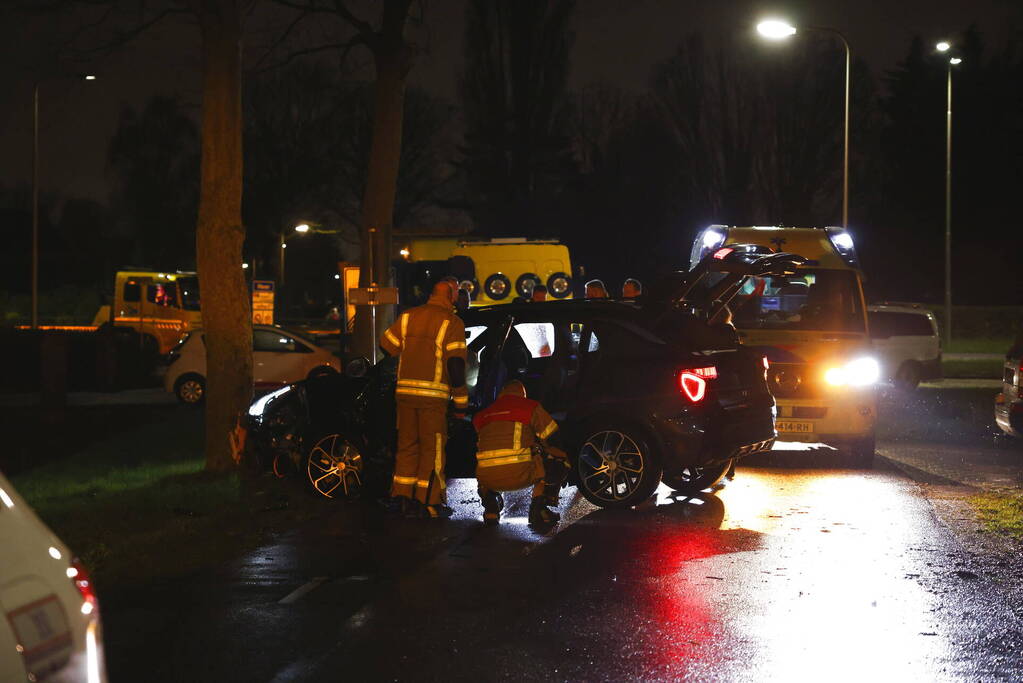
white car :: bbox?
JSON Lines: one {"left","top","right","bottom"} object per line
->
{"left": 0, "top": 472, "right": 107, "bottom": 682}
{"left": 165, "top": 325, "right": 341, "bottom": 404}
{"left": 867, "top": 304, "right": 942, "bottom": 389}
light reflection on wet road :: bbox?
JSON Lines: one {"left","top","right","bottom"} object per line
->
{"left": 104, "top": 463, "right": 1023, "bottom": 682}
{"left": 263, "top": 466, "right": 1021, "bottom": 681}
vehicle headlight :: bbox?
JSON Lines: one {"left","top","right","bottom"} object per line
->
{"left": 248, "top": 385, "right": 292, "bottom": 417}
{"left": 823, "top": 357, "right": 880, "bottom": 387}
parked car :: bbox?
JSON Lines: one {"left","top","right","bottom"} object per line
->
{"left": 164, "top": 325, "right": 340, "bottom": 404}
{"left": 0, "top": 471, "right": 107, "bottom": 682}
{"left": 246, "top": 247, "right": 805, "bottom": 508}
{"left": 867, "top": 304, "right": 942, "bottom": 390}
{"left": 995, "top": 334, "right": 1023, "bottom": 438}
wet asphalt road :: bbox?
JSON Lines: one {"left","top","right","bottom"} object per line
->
{"left": 104, "top": 458, "right": 1023, "bottom": 682}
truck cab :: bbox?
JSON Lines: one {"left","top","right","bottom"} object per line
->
{"left": 92, "top": 270, "right": 202, "bottom": 353}
{"left": 691, "top": 226, "right": 878, "bottom": 466}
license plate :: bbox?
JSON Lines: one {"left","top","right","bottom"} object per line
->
{"left": 8, "top": 595, "right": 72, "bottom": 677}
{"left": 776, "top": 420, "right": 814, "bottom": 433}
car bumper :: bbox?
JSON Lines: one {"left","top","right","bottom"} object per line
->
{"left": 652, "top": 397, "right": 777, "bottom": 470}
{"left": 995, "top": 395, "right": 1023, "bottom": 437}
{"left": 772, "top": 393, "right": 877, "bottom": 443}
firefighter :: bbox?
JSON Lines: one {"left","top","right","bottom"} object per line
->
{"left": 473, "top": 380, "right": 570, "bottom": 528}
{"left": 380, "top": 280, "right": 469, "bottom": 519}
{"left": 584, "top": 279, "right": 608, "bottom": 298}
{"left": 622, "top": 278, "right": 642, "bottom": 298}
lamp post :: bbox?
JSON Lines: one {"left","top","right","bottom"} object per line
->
{"left": 757, "top": 19, "right": 852, "bottom": 228}
{"left": 936, "top": 41, "right": 961, "bottom": 347}
{"left": 31, "top": 75, "right": 96, "bottom": 329}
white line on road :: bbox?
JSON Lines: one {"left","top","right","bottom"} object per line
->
{"left": 278, "top": 576, "right": 329, "bottom": 604}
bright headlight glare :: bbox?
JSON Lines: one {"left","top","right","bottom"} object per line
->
{"left": 248, "top": 385, "right": 291, "bottom": 417}
{"left": 702, "top": 229, "right": 726, "bottom": 249}
{"left": 824, "top": 357, "right": 879, "bottom": 387}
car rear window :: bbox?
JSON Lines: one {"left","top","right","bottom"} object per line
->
{"left": 869, "top": 311, "right": 934, "bottom": 338}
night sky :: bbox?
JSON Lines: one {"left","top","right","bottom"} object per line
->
{"left": 0, "top": 0, "right": 1018, "bottom": 203}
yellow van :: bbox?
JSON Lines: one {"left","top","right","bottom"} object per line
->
{"left": 92, "top": 270, "right": 202, "bottom": 353}
{"left": 691, "top": 226, "right": 878, "bottom": 466}
{"left": 396, "top": 237, "right": 574, "bottom": 306}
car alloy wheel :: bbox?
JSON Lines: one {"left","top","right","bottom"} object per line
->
{"left": 177, "top": 377, "right": 204, "bottom": 404}
{"left": 662, "top": 460, "right": 733, "bottom": 495}
{"left": 577, "top": 429, "right": 652, "bottom": 506}
{"left": 306, "top": 434, "right": 364, "bottom": 499}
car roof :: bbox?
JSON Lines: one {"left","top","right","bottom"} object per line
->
{"left": 867, "top": 304, "right": 934, "bottom": 317}
{"left": 463, "top": 298, "right": 643, "bottom": 321}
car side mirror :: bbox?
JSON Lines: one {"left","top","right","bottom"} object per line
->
{"left": 345, "top": 357, "right": 370, "bottom": 378}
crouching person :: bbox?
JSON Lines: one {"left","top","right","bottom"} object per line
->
{"left": 472, "top": 380, "right": 570, "bottom": 528}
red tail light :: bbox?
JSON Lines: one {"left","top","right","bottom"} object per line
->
{"left": 713, "top": 247, "right": 734, "bottom": 260}
{"left": 68, "top": 559, "right": 97, "bottom": 615}
{"left": 678, "top": 369, "right": 711, "bottom": 402}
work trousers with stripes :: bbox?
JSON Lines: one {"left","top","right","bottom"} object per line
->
{"left": 392, "top": 399, "right": 448, "bottom": 505}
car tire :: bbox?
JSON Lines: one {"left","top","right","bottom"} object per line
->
{"left": 849, "top": 434, "right": 875, "bottom": 469}
{"left": 174, "top": 373, "right": 206, "bottom": 405}
{"left": 304, "top": 432, "right": 365, "bottom": 499}
{"left": 894, "top": 361, "right": 922, "bottom": 391}
{"left": 662, "top": 459, "right": 734, "bottom": 496}
{"left": 307, "top": 365, "right": 338, "bottom": 380}
{"left": 575, "top": 424, "right": 662, "bottom": 509}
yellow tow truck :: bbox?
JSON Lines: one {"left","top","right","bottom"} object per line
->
{"left": 691, "top": 226, "right": 878, "bottom": 466}
{"left": 91, "top": 270, "right": 201, "bottom": 353}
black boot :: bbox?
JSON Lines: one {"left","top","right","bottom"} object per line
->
{"left": 481, "top": 491, "right": 504, "bottom": 525}
{"left": 528, "top": 498, "right": 559, "bottom": 528}
{"left": 541, "top": 483, "right": 562, "bottom": 518}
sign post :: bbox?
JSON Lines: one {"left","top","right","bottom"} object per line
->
{"left": 348, "top": 286, "right": 398, "bottom": 363}
{"left": 251, "top": 280, "right": 275, "bottom": 325}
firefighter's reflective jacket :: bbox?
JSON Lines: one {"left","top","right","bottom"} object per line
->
{"left": 472, "top": 393, "right": 560, "bottom": 469}
{"left": 380, "top": 293, "right": 468, "bottom": 409}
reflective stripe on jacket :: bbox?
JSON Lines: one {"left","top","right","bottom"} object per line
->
{"left": 473, "top": 394, "right": 559, "bottom": 468}
{"left": 381, "top": 294, "right": 468, "bottom": 407}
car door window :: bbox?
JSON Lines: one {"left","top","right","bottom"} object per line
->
{"left": 254, "top": 329, "right": 298, "bottom": 352}
{"left": 513, "top": 322, "right": 555, "bottom": 358}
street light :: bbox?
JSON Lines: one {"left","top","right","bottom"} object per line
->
{"left": 937, "top": 42, "right": 963, "bottom": 347}
{"left": 32, "top": 74, "right": 97, "bottom": 329}
{"left": 756, "top": 18, "right": 852, "bottom": 228}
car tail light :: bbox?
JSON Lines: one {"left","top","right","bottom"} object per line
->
{"left": 68, "top": 559, "right": 97, "bottom": 615}
{"left": 678, "top": 367, "right": 714, "bottom": 403}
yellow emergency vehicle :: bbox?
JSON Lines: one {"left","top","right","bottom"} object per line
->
{"left": 91, "top": 270, "right": 202, "bottom": 353}
{"left": 691, "top": 226, "right": 878, "bottom": 466}
{"left": 397, "top": 237, "right": 574, "bottom": 306}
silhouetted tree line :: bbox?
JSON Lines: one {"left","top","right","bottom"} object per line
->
{"left": 3, "top": 8, "right": 1021, "bottom": 306}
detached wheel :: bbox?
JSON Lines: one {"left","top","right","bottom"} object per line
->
{"left": 849, "top": 434, "right": 876, "bottom": 469}
{"left": 895, "top": 361, "right": 922, "bottom": 391}
{"left": 662, "top": 459, "right": 734, "bottom": 496}
{"left": 174, "top": 374, "right": 205, "bottom": 405}
{"left": 306, "top": 434, "right": 364, "bottom": 499}
{"left": 576, "top": 427, "right": 661, "bottom": 508}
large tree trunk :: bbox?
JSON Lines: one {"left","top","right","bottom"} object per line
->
{"left": 353, "top": 0, "right": 414, "bottom": 358}
{"left": 195, "top": 1, "right": 252, "bottom": 471}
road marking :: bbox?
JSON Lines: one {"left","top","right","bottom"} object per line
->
{"left": 278, "top": 577, "right": 328, "bottom": 604}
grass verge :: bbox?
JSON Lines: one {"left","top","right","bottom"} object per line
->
{"left": 11, "top": 408, "right": 319, "bottom": 590}
{"left": 942, "top": 358, "right": 1004, "bottom": 379}
{"left": 946, "top": 337, "right": 1013, "bottom": 354}
{"left": 969, "top": 492, "right": 1023, "bottom": 538}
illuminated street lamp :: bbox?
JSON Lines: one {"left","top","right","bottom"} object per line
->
{"left": 32, "top": 74, "right": 97, "bottom": 329}
{"left": 757, "top": 18, "right": 852, "bottom": 228}
{"left": 937, "top": 42, "right": 963, "bottom": 346}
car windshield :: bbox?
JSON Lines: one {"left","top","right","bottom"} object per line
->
{"left": 731, "top": 269, "right": 865, "bottom": 333}
{"left": 177, "top": 276, "right": 200, "bottom": 311}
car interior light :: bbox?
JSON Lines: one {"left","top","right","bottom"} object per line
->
{"left": 678, "top": 371, "right": 708, "bottom": 402}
